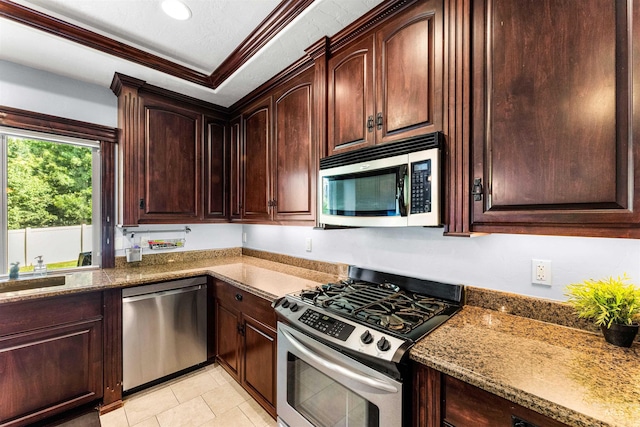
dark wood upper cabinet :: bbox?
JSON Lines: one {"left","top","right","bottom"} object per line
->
{"left": 467, "top": 0, "right": 640, "bottom": 237}
{"left": 242, "top": 96, "right": 272, "bottom": 223}
{"left": 376, "top": 0, "right": 441, "bottom": 144}
{"left": 326, "top": 0, "right": 442, "bottom": 156}
{"left": 139, "top": 96, "right": 201, "bottom": 222}
{"left": 232, "top": 65, "right": 317, "bottom": 224}
{"left": 111, "top": 73, "right": 229, "bottom": 226}
{"left": 273, "top": 68, "right": 316, "bottom": 222}
{"left": 327, "top": 36, "right": 375, "bottom": 154}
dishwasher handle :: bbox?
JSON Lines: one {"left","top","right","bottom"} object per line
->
{"left": 122, "top": 284, "right": 204, "bottom": 303}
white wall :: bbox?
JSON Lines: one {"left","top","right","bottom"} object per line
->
{"left": 241, "top": 224, "right": 640, "bottom": 302}
{"left": 0, "top": 60, "right": 117, "bottom": 127}
{"left": 4, "top": 61, "right": 639, "bottom": 303}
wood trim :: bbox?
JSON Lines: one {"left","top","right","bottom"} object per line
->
{"left": 328, "top": 0, "right": 416, "bottom": 53}
{"left": 111, "top": 73, "right": 229, "bottom": 115}
{"left": 0, "top": 0, "right": 210, "bottom": 87}
{"left": 0, "top": 105, "right": 118, "bottom": 143}
{"left": 0, "top": 105, "right": 118, "bottom": 268}
{"left": 209, "top": 0, "right": 316, "bottom": 89}
{"left": 230, "top": 54, "right": 315, "bottom": 113}
{"left": 101, "top": 288, "right": 123, "bottom": 413}
{"left": 441, "top": 0, "right": 473, "bottom": 236}
{"left": 0, "top": 0, "right": 315, "bottom": 91}
{"left": 412, "top": 364, "right": 441, "bottom": 427}
{"left": 101, "top": 141, "right": 116, "bottom": 269}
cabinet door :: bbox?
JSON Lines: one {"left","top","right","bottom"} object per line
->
{"left": 0, "top": 320, "right": 103, "bottom": 425}
{"left": 241, "top": 314, "right": 277, "bottom": 418}
{"left": 215, "top": 300, "right": 240, "bottom": 380}
{"left": 273, "top": 68, "right": 316, "bottom": 223}
{"left": 229, "top": 117, "right": 243, "bottom": 220}
{"left": 375, "top": 0, "right": 442, "bottom": 144}
{"left": 242, "top": 98, "right": 272, "bottom": 222}
{"left": 204, "top": 117, "right": 228, "bottom": 220}
{"left": 139, "top": 96, "right": 202, "bottom": 222}
{"left": 470, "top": 0, "right": 640, "bottom": 237}
{"left": 327, "top": 36, "right": 375, "bottom": 156}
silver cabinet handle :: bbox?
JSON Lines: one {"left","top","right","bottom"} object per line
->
{"left": 281, "top": 327, "right": 398, "bottom": 393}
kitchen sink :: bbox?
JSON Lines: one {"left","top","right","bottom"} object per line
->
{"left": 0, "top": 275, "right": 66, "bottom": 293}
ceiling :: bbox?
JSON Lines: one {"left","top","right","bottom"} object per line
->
{"left": 0, "top": 0, "right": 386, "bottom": 107}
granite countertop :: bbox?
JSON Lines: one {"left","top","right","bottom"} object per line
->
{"left": 0, "top": 255, "right": 341, "bottom": 304}
{"left": 410, "top": 305, "right": 640, "bottom": 427}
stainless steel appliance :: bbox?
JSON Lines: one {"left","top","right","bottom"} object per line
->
{"left": 122, "top": 276, "right": 207, "bottom": 392}
{"left": 275, "top": 267, "right": 464, "bottom": 427}
{"left": 318, "top": 133, "right": 441, "bottom": 228}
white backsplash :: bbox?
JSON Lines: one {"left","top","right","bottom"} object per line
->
{"left": 241, "top": 224, "right": 640, "bottom": 302}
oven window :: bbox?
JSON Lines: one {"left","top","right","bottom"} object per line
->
{"left": 322, "top": 167, "right": 399, "bottom": 217}
{"left": 287, "top": 353, "right": 380, "bottom": 427}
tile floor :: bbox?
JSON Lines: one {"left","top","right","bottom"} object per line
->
{"left": 100, "top": 363, "right": 277, "bottom": 427}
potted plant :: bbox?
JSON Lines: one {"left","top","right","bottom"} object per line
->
{"left": 565, "top": 274, "right": 640, "bottom": 347}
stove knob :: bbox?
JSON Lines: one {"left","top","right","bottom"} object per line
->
{"left": 377, "top": 337, "right": 391, "bottom": 352}
{"left": 289, "top": 302, "right": 299, "bottom": 312}
{"left": 360, "top": 330, "right": 374, "bottom": 344}
{"left": 281, "top": 299, "right": 290, "bottom": 309}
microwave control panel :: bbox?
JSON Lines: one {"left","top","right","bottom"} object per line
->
{"left": 410, "top": 160, "right": 432, "bottom": 214}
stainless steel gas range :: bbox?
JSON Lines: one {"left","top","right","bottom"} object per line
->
{"left": 274, "top": 266, "right": 464, "bottom": 427}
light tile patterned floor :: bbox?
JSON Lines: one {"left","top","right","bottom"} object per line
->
{"left": 100, "top": 364, "right": 277, "bottom": 427}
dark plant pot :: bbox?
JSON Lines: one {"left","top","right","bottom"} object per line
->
{"left": 601, "top": 323, "right": 639, "bottom": 348}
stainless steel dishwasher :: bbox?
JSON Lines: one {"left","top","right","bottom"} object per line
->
{"left": 122, "top": 276, "right": 207, "bottom": 391}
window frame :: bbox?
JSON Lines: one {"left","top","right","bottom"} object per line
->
{"left": 0, "top": 105, "right": 117, "bottom": 270}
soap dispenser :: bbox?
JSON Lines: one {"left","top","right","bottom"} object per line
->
{"left": 9, "top": 262, "right": 20, "bottom": 280}
{"left": 34, "top": 255, "right": 47, "bottom": 276}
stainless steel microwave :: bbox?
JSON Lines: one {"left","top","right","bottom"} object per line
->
{"left": 318, "top": 133, "right": 441, "bottom": 227}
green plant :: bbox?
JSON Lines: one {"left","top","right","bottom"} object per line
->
{"left": 565, "top": 274, "right": 640, "bottom": 328}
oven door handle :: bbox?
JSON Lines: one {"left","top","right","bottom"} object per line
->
{"left": 281, "top": 328, "right": 398, "bottom": 393}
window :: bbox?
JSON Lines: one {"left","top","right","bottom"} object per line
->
{"left": 1, "top": 128, "right": 101, "bottom": 275}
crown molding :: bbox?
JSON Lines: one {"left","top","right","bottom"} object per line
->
{"left": 0, "top": 0, "right": 314, "bottom": 90}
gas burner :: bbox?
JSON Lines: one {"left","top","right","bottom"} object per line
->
{"left": 295, "top": 279, "right": 453, "bottom": 335}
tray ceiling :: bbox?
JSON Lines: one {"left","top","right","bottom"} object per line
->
{"left": 0, "top": 0, "right": 386, "bottom": 107}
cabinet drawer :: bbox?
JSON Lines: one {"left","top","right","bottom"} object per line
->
{"left": 0, "top": 292, "right": 103, "bottom": 336}
{"left": 443, "top": 375, "right": 569, "bottom": 427}
{"left": 215, "top": 280, "right": 276, "bottom": 329}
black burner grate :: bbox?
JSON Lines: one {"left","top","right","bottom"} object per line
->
{"left": 299, "top": 280, "right": 449, "bottom": 335}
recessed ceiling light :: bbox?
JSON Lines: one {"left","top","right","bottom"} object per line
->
{"left": 161, "top": 0, "right": 192, "bottom": 21}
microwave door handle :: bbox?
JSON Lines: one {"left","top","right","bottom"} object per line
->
{"left": 281, "top": 328, "right": 398, "bottom": 393}
{"left": 397, "top": 164, "right": 408, "bottom": 217}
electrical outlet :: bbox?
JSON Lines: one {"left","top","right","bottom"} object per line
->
{"left": 305, "top": 237, "right": 312, "bottom": 252}
{"left": 242, "top": 232, "right": 247, "bottom": 243}
{"left": 531, "top": 259, "right": 552, "bottom": 286}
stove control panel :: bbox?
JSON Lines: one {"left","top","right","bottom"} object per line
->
{"left": 298, "top": 309, "right": 355, "bottom": 342}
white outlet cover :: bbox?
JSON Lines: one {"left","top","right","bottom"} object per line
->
{"left": 531, "top": 259, "right": 552, "bottom": 286}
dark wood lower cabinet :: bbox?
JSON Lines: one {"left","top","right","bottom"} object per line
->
{"left": 215, "top": 299, "right": 241, "bottom": 379}
{"left": 242, "top": 313, "right": 276, "bottom": 410}
{"left": 214, "top": 280, "right": 277, "bottom": 418}
{"left": 0, "top": 292, "right": 103, "bottom": 427}
{"left": 413, "top": 364, "right": 569, "bottom": 427}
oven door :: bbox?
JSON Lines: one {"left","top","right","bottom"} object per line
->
{"left": 277, "top": 322, "right": 403, "bottom": 427}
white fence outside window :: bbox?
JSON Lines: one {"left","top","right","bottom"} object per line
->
{"left": 8, "top": 225, "right": 92, "bottom": 266}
